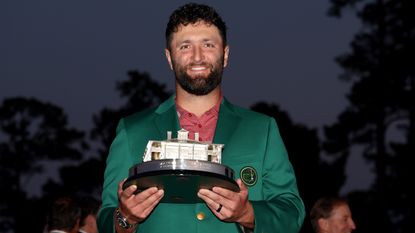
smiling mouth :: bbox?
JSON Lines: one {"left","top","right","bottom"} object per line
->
{"left": 187, "top": 64, "right": 211, "bottom": 75}
{"left": 190, "top": 66, "right": 207, "bottom": 71}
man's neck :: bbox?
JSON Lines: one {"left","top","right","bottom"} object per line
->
{"left": 176, "top": 87, "right": 221, "bottom": 117}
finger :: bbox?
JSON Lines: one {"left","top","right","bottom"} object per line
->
{"left": 117, "top": 181, "right": 140, "bottom": 217}
{"left": 198, "top": 190, "right": 229, "bottom": 218}
{"left": 141, "top": 189, "right": 164, "bottom": 214}
{"left": 237, "top": 179, "right": 248, "bottom": 192}
{"left": 134, "top": 187, "right": 163, "bottom": 203}
{"left": 198, "top": 190, "right": 214, "bottom": 203}
{"left": 198, "top": 188, "right": 219, "bottom": 203}
{"left": 118, "top": 178, "right": 134, "bottom": 201}
{"left": 122, "top": 184, "right": 138, "bottom": 198}
{"left": 236, "top": 179, "right": 250, "bottom": 200}
{"left": 212, "top": 186, "right": 234, "bottom": 199}
{"left": 198, "top": 190, "right": 219, "bottom": 209}
{"left": 117, "top": 178, "right": 127, "bottom": 195}
{"left": 211, "top": 184, "right": 241, "bottom": 205}
{"left": 200, "top": 187, "right": 235, "bottom": 210}
{"left": 129, "top": 189, "right": 164, "bottom": 222}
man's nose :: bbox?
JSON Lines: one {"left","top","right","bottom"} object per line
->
{"left": 350, "top": 219, "right": 356, "bottom": 230}
{"left": 192, "top": 46, "right": 204, "bottom": 62}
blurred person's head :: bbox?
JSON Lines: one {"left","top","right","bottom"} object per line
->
{"left": 78, "top": 196, "right": 101, "bottom": 233}
{"left": 46, "top": 196, "right": 81, "bottom": 233}
{"left": 310, "top": 197, "right": 356, "bottom": 233}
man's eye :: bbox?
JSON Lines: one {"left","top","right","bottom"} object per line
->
{"left": 180, "top": 45, "right": 190, "bottom": 50}
{"left": 205, "top": 43, "right": 215, "bottom": 48}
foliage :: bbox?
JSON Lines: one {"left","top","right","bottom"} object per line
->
{"left": 42, "top": 70, "right": 172, "bottom": 205}
{"left": 250, "top": 102, "right": 345, "bottom": 233}
{"left": 91, "top": 70, "right": 172, "bottom": 159}
{"left": 0, "top": 97, "right": 88, "bottom": 232}
{"left": 326, "top": 0, "right": 414, "bottom": 232}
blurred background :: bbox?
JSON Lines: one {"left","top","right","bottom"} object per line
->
{"left": 1, "top": 1, "right": 413, "bottom": 232}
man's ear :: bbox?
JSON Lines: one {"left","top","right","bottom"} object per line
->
{"left": 223, "top": 45, "right": 229, "bottom": 67}
{"left": 165, "top": 48, "right": 173, "bottom": 70}
{"left": 318, "top": 218, "right": 329, "bottom": 232}
{"left": 70, "top": 218, "right": 80, "bottom": 233}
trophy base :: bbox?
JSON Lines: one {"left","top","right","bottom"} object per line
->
{"left": 123, "top": 159, "right": 239, "bottom": 203}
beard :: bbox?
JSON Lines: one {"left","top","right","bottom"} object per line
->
{"left": 172, "top": 57, "right": 224, "bottom": 96}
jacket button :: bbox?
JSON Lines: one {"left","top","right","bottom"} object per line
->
{"left": 196, "top": 212, "right": 205, "bottom": 220}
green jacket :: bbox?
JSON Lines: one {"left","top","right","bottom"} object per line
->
{"left": 97, "top": 96, "right": 305, "bottom": 233}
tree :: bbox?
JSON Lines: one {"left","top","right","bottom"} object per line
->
{"left": 91, "top": 70, "right": 172, "bottom": 159}
{"left": 250, "top": 102, "right": 345, "bottom": 233}
{"left": 326, "top": 0, "right": 414, "bottom": 232}
{"left": 48, "top": 70, "right": 172, "bottom": 199}
{"left": 0, "top": 97, "right": 88, "bottom": 232}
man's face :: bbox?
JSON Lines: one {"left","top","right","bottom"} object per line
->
{"left": 321, "top": 204, "right": 356, "bottom": 233}
{"left": 165, "top": 22, "right": 229, "bottom": 96}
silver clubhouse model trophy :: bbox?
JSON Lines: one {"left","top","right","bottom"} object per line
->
{"left": 123, "top": 129, "right": 239, "bottom": 203}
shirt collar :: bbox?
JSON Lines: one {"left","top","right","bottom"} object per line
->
{"left": 49, "top": 230, "right": 68, "bottom": 233}
{"left": 175, "top": 95, "right": 222, "bottom": 117}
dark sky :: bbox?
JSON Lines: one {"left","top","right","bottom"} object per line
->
{"left": 1, "top": 1, "right": 372, "bottom": 196}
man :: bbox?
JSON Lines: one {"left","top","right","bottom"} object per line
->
{"left": 46, "top": 197, "right": 81, "bottom": 233}
{"left": 97, "top": 3, "right": 305, "bottom": 233}
{"left": 78, "top": 196, "right": 101, "bottom": 233}
{"left": 310, "top": 197, "right": 356, "bottom": 233}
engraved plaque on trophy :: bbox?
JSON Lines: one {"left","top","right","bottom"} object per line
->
{"left": 123, "top": 129, "right": 240, "bottom": 203}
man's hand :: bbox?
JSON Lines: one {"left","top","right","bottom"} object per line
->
{"left": 117, "top": 179, "right": 164, "bottom": 226}
{"left": 197, "top": 179, "right": 255, "bottom": 229}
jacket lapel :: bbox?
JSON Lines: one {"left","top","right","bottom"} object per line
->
{"left": 213, "top": 98, "right": 241, "bottom": 146}
{"left": 154, "top": 96, "right": 180, "bottom": 140}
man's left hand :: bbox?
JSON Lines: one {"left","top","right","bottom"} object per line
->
{"left": 197, "top": 179, "right": 254, "bottom": 229}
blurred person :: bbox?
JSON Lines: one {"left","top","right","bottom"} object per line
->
{"left": 78, "top": 196, "right": 101, "bottom": 233}
{"left": 310, "top": 197, "right": 356, "bottom": 233}
{"left": 97, "top": 2, "right": 305, "bottom": 233}
{"left": 46, "top": 196, "right": 81, "bottom": 233}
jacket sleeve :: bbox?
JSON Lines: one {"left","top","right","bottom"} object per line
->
{"left": 252, "top": 118, "right": 305, "bottom": 233}
{"left": 97, "top": 119, "right": 137, "bottom": 233}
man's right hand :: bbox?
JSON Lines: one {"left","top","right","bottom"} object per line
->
{"left": 116, "top": 179, "right": 164, "bottom": 228}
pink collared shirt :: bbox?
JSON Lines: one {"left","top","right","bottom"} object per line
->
{"left": 176, "top": 97, "right": 222, "bottom": 143}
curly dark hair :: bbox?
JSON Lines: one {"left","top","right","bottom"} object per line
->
{"left": 165, "top": 3, "right": 227, "bottom": 50}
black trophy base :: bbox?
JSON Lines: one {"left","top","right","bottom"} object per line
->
{"left": 123, "top": 159, "right": 239, "bottom": 203}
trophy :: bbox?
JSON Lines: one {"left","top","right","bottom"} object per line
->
{"left": 123, "top": 129, "right": 240, "bottom": 203}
